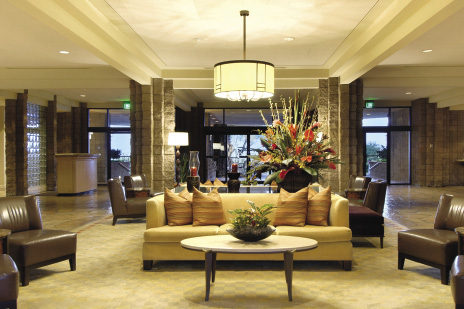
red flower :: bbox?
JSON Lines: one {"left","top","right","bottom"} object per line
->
{"left": 304, "top": 129, "right": 315, "bottom": 142}
{"left": 278, "top": 167, "right": 294, "bottom": 180}
{"left": 271, "top": 143, "right": 278, "bottom": 150}
{"left": 295, "top": 145, "right": 302, "bottom": 155}
{"left": 328, "top": 162, "right": 336, "bottom": 169}
{"left": 325, "top": 148, "right": 336, "bottom": 154}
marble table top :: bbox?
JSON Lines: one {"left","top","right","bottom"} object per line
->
{"left": 181, "top": 235, "right": 318, "bottom": 254}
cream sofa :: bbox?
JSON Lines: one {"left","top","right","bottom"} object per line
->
{"left": 143, "top": 192, "right": 352, "bottom": 270}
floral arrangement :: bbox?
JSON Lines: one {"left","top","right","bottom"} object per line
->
{"left": 228, "top": 200, "right": 274, "bottom": 230}
{"left": 246, "top": 92, "right": 340, "bottom": 185}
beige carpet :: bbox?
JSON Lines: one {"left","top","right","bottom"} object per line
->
{"left": 17, "top": 217, "right": 454, "bottom": 308}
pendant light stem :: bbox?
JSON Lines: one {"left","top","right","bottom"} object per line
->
{"left": 240, "top": 10, "right": 249, "bottom": 60}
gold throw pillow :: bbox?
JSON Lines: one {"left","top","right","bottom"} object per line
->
{"left": 164, "top": 187, "right": 192, "bottom": 226}
{"left": 273, "top": 187, "right": 309, "bottom": 227}
{"left": 307, "top": 186, "right": 331, "bottom": 226}
{"left": 192, "top": 187, "right": 226, "bottom": 226}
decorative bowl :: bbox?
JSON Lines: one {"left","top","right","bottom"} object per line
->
{"left": 226, "top": 225, "right": 276, "bottom": 242}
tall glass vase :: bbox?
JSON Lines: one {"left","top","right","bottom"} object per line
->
{"left": 189, "top": 151, "right": 200, "bottom": 177}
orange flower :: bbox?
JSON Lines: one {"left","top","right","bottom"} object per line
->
{"left": 288, "top": 125, "right": 297, "bottom": 139}
{"left": 301, "top": 156, "right": 312, "bottom": 163}
{"left": 311, "top": 122, "right": 322, "bottom": 129}
{"left": 304, "top": 129, "right": 315, "bottom": 141}
{"left": 328, "top": 162, "right": 336, "bottom": 169}
{"left": 295, "top": 145, "right": 302, "bottom": 155}
{"left": 273, "top": 120, "right": 283, "bottom": 127}
{"left": 259, "top": 153, "right": 272, "bottom": 163}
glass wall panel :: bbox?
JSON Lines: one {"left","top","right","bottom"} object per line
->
{"left": 362, "top": 108, "right": 389, "bottom": 127}
{"left": 89, "top": 109, "right": 107, "bottom": 127}
{"left": 27, "top": 103, "right": 47, "bottom": 191}
{"left": 390, "top": 131, "right": 410, "bottom": 184}
{"left": 204, "top": 109, "right": 223, "bottom": 127}
{"left": 390, "top": 108, "right": 410, "bottom": 126}
{"left": 224, "top": 109, "right": 269, "bottom": 126}
{"left": 109, "top": 109, "right": 130, "bottom": 127}
{"left": 365, "top": 132, "right": 387, "bottom": 181}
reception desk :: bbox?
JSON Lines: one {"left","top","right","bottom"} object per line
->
{"left": 56, "top": 153, "right": 100, "bottom": 194}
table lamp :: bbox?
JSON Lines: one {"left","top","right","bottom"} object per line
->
{"left": 168, "top": 132, "right": 189, "bottom": 187}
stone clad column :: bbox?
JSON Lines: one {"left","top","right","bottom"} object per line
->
{"left": 130, "top": 78, "right": 175, "bottom": 192}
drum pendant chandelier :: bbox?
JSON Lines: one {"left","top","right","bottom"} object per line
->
{"left": 214, "top": 10, "right": 274, "bottom": 102}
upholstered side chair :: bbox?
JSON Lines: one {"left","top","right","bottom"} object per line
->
{"left": 451, "top": 227, "right": 464, "bottom": 308}
{"left": 0, "top": 196, "right": 77, "bottom": 286}
{"left": 123, "top": 174, "right": 158, "bottom": 198}
{"left": 398, "top": 194, "right": 464, "bottom": 285}
{"left": 108, "top": 178, "right": 150, "bottom": 225}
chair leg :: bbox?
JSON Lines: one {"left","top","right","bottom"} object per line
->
{"left": 69, "top": 254, "right": 76, "bottom": 271}
{"left": 440, "top": 265, "right": 451, "bottom": 285}
{"left": 112, "top": 217, "right": 117, "bottom": 225}
{"left": 143, "top": 260, "right": 153, "bottom": 270}
{"left": 0, "top": 300, "right": 17, "bottom": 309}
{"left": 380, "top": 237, "right": 384, "bottom": 248}
{"left": 21, "top": 266, "right": 30, "bottom": 286}
{"left": 398, "top": 253, "right": 405, "bottom": 270}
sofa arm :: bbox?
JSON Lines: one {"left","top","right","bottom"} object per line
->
{"left": 328, "top": 195, "right": 349, "bottom": 228}
{"left": 146, "top": 195, "right": 166, "bottom": 229}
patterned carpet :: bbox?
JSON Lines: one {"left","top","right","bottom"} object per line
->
{"left": 17, "top": 217, "right": 454, "bottom": 308}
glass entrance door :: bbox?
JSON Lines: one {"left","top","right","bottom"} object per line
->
{"left": 110, "top": 133, "right": 131, "bottom": 180}
{"left": 365, "top": 132, "right": 387, "bottom": 182}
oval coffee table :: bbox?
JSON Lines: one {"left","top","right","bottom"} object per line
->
{"left": 181, "top": 235, "right": 318, "bottom": 301}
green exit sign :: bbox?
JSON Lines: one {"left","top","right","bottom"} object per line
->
{"left": 123, "top": 102, "right": 131, "bottom": 110}
{"left": 365, "top": 101, "right": 374, "bottom": 108}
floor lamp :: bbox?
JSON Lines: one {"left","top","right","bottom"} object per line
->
{"left": 168, "top": 132, "right": 189, "bottom": 187}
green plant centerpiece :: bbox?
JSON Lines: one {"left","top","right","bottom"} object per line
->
{"left": 226, "top": 200, "right": 275, "bottom": 242}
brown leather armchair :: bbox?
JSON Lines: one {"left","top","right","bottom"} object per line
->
{"left": 0, "top": 196, "right": 77, "bottom": 286}
{"left": 398, "top": 194, "right": 464, "bottom": 285}
{"left": 345, "top": 175, "right": 372, "bottom": 200}
{"left": 0, "top": 254, "right": 18, "bottom": 309}
{"left": 349, "top": 181, "right": 387, "bottom": 248}
{"left": 124, "top": 174, "right": 154, "bottom": 198}
{"left": 451, "top": 227, "right": 464, "bottom": 308}
{"left": 108, "top": 178, "right": 149, "bottom": 225}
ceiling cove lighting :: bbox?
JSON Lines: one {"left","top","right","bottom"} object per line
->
{"left": 214, "top": 10, "right": 274, "bottom": 102}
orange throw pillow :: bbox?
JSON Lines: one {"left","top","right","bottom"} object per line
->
{"left": 164, "top": 188, "right": 192, "bottom": 226}
{"left": 192, "top": 187, "right": 226, "bottom": 226}
{"left": 307, "top": 186, "right": 331, "bottom": 226}
{"left": 273, "top": 187, "right": 308, "bottom": 227}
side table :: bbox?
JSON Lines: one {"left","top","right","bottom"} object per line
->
{"left": 0, "top": 229, "right": 11, "bottom": 254}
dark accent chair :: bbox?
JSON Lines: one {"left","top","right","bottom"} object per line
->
{"left": 345, "top": 175, "right": 372, "bottom": 200}
{"left": 349, "top": 180, "right": 387, "bottom": 248}
{"left": 0, "top": 196, "right": 77, "bottom": 286}
{"left": 451, "top": 227, "right": 464, "bottom": 308}
{"left": 0, "top": 254, "right": 19, "bottom": 309}
{"left": 124, "top": 174, "right": 156, "bottom": 198}
{"left": 398, "top": 194, "right": 464, "bottom": 285}
{"left": 108, "top": 178, "right": 150, "bottom": 225}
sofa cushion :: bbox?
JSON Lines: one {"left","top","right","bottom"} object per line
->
{"left": 192, "top": 188, "right": 226, "bottom": 226}
{"left": 213, "top": 179, "right": 226, "bottom": 186}
{"left": 144, "top": 225, "right": 219, "bottom": 242}
{"left": 273, "top": 187, "right": 308, "bottom": 227}
{"left": 276, "top": 225, "right": 352, "bottom": 242}
{"left": 164, "top": 188, "right": 192, "bottom": 226}
{"left": 307, "top": 186, "right": 331, "bottom": 226}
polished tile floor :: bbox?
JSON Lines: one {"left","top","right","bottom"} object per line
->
{"left": 36, "top": 185, "right": 464, "bottom": 231}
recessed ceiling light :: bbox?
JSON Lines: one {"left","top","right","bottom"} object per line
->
{"left": 405, "top": 92, "right": 412, "bottom": 95}
{"left": 193, "top": 38, "right": 204, "bottom": 42}
{"left": 422, "top": 49, "right": 433, "bottom": 53}
{"left": 59, "top": 50, "right": 70, "bottom": 54}
{"left": 246, "top": 110, "right": 251, "bottom": 112}
{"left": 80, "top": 94, "right": 86, "bottom": 97}
{"left": 366, "top": 114, "right": 371, "bottom": 116}
{"left": 284, "top": 37, "right": 295, "bottom": 41}
{"left": 215, "top": 120, "right": 219, "bottom": 123}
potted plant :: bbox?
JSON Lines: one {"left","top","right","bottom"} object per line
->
{"left": 226, "top": 200, "right": 275, "bottom": 242}
{"left": 246, "top": 91, "right": 340, "bottom": 192}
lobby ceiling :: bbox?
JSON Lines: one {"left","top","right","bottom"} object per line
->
{"left": 1, "top": 0, "right": 464, "bottom": 110}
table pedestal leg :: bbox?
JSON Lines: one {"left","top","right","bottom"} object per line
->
{"left": 204, "top": 249, "right": 216, "bottom": 301}
{"left": 284, "top": 249, "right": 296, "bottom": 301}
